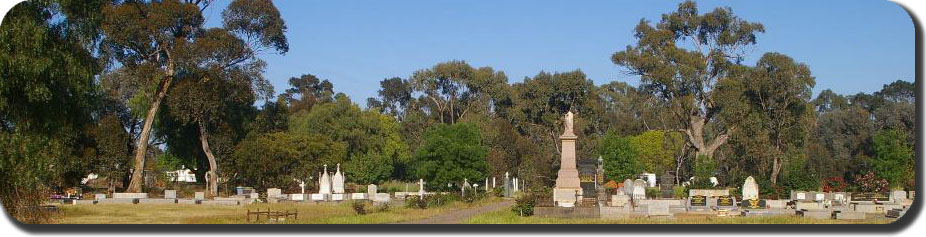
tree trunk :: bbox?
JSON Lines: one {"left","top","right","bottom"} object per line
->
{"left": 199, "top": 122, "right": 219, "bottom": 197}
{"left": 770, "top": 156, "right": 781, "bottom": 185}
{"left": 125, "top": 76, "right": 173, "bottom": 193}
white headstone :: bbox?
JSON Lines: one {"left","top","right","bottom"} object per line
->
{"left": 418, "top": 179, "right": 425, "bottom": 197}
{"left": 267, "top": 188, "right": 283, "bottom": 198}
{"left": 310, "top": 193, "right": 326, "bottom": 201}
{"left": 332, "top": 163, "right": 345, "bottom": 194}
{"left": 742, "top": 176, "right": 759, "bottom": 200}
{"left": 485, "top": 178, "right": 489, "bottom": 192}
{"left": 367, "top": 184, "right": 378, "bottom": 197}
{"left": 815, "top": 193, "right": 825, "bottom": 201}
{"left": 290, "top": 194, "right": 305, "bottom": 201}
{"left": 623, "top": 179, "right": 634, "bottom": 198}
{"left": 95, "top": 194, "right": 106, "bottom": 200}
{"left": 319, "top": 165, "right": 332, "bottom": 195}
{"left": 164, "top": 190, "right": 177, "bottom": 199}
{"left": 194, "top": 192, "right": 205, "bottom": 200}
{"left": 893, "top": 190, "right": 907, "bottom": 202}
{"left": 632, "top": 179, "right": 647, "bottom": 200}
{"left": 796, "top": 192, "right": 806, "bottom": 200}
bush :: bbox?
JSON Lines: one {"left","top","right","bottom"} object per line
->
{"left": 492, "top": 188, "right": 504, "bottom": 197}
{"left": 374, "top": 202, "right": 391, "bottom": 213}
{"left": 404, "top": 196, "right": 427, "bottom": 209}
{"left": 351, "top": 201, "right": 367, "bottom": 215}
{"left": 425, "top": 192, "right": 458, "bottom": 207}
{"left": 673, "top": 186, "right": 688, "bottom": 198}
{"left": 512, "top": 193, "right": 535, "bottom": 216}
{"left": 645, "top": 187, "right": 661, "bottom": 198}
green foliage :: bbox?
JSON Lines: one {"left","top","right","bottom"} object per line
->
{"left": 628, "top": 130, "right": 683, "bottom": 175}
{"left": 689, "top": 155, "right": 716, "bottom": 189}
{"left": 289, "top": 96, "right": 409, "bottom": 184}
{"left": 229, "top": 132, "right": 345, "bottom": 190}
{"left": 778, "top": 153, "right": 820, "bottom": 192}
{"left": 869, "top": 129, "right": 914, "bottom": 189}
{"left": 512, "top": 193, "right": 536, "bottom": 217}
{"left": 412, "top": 123, "right": 488, "bottom": 191}
{"left": 673, "top": 186, "right": 688, "bottom": 199}
{"left": 599, "top": 131, "right": 642, "bottom": 181}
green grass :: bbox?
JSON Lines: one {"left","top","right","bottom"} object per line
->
{"left": 53, "top": 197, "right": 505, "bottom": 224}
{"left": 463, "top": 209, "right": 897, "bottom": 224}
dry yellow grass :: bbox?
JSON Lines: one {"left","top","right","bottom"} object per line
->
{"left": 53, "top": 198, "right": 504, "bottom": 224}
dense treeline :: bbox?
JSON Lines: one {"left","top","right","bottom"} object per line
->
{"left": 0, "top": 0, "right": 916, "bottom": 223}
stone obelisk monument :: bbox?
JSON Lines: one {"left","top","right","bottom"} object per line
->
{"left": 553, "top": 111, "right": 582, "bottom": 207}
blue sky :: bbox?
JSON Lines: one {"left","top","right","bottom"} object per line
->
{"left": 202, "top": 0, "right": 914, "bottom": 106}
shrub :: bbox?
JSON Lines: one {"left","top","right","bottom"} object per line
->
{"left": 822, "top": 176, "right": 848, "bottom": 192}
{"left": 351, "top": 201, "right": 367, "bottom": 215}
{"left": 673, "top": 186, "right": 688, "bottom": 199}
{"left": 512, "top": 193, "right": 535, "bottom": 216}
{"left": 404, "top": 196, "right": 427, "bottom": 209}
{"left": 854, "top": 171, "right": 890, "bottom": 193}
{"left": 492, "top": 188, "right": 504, "bottom": 197}
{"left": 645, "top": 187, "right": 661, "bottom": 198}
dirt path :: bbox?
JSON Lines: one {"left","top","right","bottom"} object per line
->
{"left": 395, "top": 200, "right": 514, "bottom": 224}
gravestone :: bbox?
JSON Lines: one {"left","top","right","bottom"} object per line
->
{"left": 374, "top": 193, "right": 391, "bottom": 202}
{"left": 267, "top": 188, "right": 283, "bottom": 199}
{"left": 310, "top": 193, "right": 326, "bottom": 201}
{"left": 332, "top": 193, "right": 346, "bottom": 201}
{"left": 194, "top": 192, "right": 205, "bottom": 200}
{"left": 741, "top": 199, "right": 767, "bottom": 209}
{"left": 689, "top": 195, "right": 707, "bottom": 207}
{"left": 792, "top": 191, "right": 808, "bottom": 201}
{"left": 892, "top": 190, "right": 907, "bottom": 203}
{"left": 95, "top": 194, "right": 107, "bottom": 200}
{"left": 814, "top": 193, "right": 825, "bottom": 202}
{"left": 689, "top": 189, "right": 729, "bottom": 197}
{"left": 623, "top": 179, "right": 634, "bottom": 197}
{"left": 249, "top": 193, "right": 259, "bottom": 199}
{"left": 113, "top": 193, "right": 148, "bottom": 199}
{"left": 909, "top": 191, "right": 915, "bottom": 200}
{"left": 418, "top": 179, "right": 426, "bottom": 197}
{"left": 290, "top": 194, "right": 305, "bottom": 201}
{"left": 351, "top": 193, "right": 368, "bottom": 200}
{"left": 164, "top": 190, "right": 177, "bottom": 199}
{"left": 367, "top": 184, "right": 378, "bottom": 197}
{"left": 553, "top": 112, "right": 582, "bottom": 206}
{"left": 647, "top": 204, "right": 671, "bottom": 217}
{"left": 332, "top": 163, "right": 345, "bottom": 194}
{"left": 850, "top": 192, "right": 891, "bottom": 202}
{"left": 716, "top": 196, "right": 736, "bottom": 208}
{"left": 462, "top": 178, "right": 470, "bottom": 195}
{"left": 319, "top": 165, "right": 332, "bottom": 195}
{"left": 742, "top": 176, "right": 759, "bottom": 200}
{"left": 632, "top": 179, "right": 647, "bottom": 200}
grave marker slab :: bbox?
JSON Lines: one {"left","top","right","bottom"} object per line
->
{"left": 741, "top": 199, "right": 767, "bottom": 209}
{"left": 267, "top": 188, "right": 283, "bottom": 199}
{"left": 95, "top": 194, "right": 106, "bottom": 200}
{"left": 194, "top": 192, "right": 205, "bottom": 200}
{"left": 164, "top": 190, "right": 177, "bottom": 199}
{"left": 113, "top": 193, "right": 148, "bottom": 199}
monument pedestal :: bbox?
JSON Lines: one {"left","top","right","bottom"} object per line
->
{"left": 553, "top": 133, "right": 582, "bottom": 207}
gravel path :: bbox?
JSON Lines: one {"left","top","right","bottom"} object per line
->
{"left": 395, "top": 200, "right": 514, "bottom": 224}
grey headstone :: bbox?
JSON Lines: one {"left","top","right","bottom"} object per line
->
{"left": 164, "top": 190, "right": 177, "bottom": 199}
{"left": 194, "top": 192, "right": 205, "bottom": 200}
{"left": 94, "top": 194, "right": 106, "bottom": 200}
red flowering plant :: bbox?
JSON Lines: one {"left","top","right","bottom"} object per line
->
{"left": 822, "top": 176, "right": 848, "bottom": 192}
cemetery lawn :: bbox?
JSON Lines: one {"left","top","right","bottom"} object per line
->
{"left": 53, "top": 198, "right": 506, "bottom": 224}
{"left": 463, "top": 210, "right": 897, "bottom": 224}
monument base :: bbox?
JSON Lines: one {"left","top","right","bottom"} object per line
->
{"left": 553, "top": 187, "right": 583, "bottom": 207}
